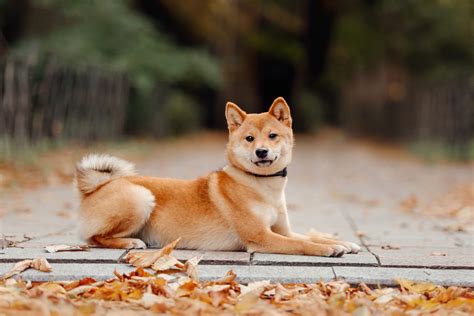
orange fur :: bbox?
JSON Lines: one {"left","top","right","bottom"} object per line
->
{"left": 75, "top": 97, "right": 360, "bottom": 256}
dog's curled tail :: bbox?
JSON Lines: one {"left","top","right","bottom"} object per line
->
{"left": 75, "top": 154, "right": 136, "bottom": 195}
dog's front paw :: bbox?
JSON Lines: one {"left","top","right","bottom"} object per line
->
{"left": 126, "top": 239, "right": 147, "bottom": 249}
{"left": 339, "top": 241, "right": 361, "bottom": 254}
{"left": 327, "top": 245, "right": 347, "bottom": 257}
{"left": 346, "top": 242, "right": 361, "bottom": 254}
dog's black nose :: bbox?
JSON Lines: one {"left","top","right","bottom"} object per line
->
{"left": 256, "top": 148, "right": 268, "bottom": 158}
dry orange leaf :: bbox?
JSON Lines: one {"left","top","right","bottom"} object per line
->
{"left": 381, "top": 244, "right": 401, "bottom": 250}
{"left": 396, "top": 279, "right": 438, "bottom": 294}
{"left": 400, "top": 195, "right": 418, "bottom": 212}
{"left": 45, "top": 244, "right": 89, "bottom": 253}
{"left": 125, "top": 237, "right": 181, "bottom": 268}
{"left": 1, "top": 259, "right": 32, "bottom": 279}
{"left": 184, "top": 256, "right": 203, "bottom": 281}
{"left": 0, "top": 266, "right": 473, "bottom": 315}
{"left": 151, "top": 255, "right": 184, "bottom": 271}
{"left": 30, "top": 257, "right": 52, "bottom": 272}
{"left": 1, "top": 257, "right": 52, "bottom": 279}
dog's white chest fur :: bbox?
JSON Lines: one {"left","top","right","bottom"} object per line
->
{"left": 250, "top": 179, "right": 286, "bottom": 227}
{"left": 250, "top": 202, "right": 279, "bottom": 226}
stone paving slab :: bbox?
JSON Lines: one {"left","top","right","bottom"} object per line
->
{"left": 0, "top": 247, "right": 126, "bottom": 263}
{"left": 172, "top": 250, "right": 250, "bottom": 264}
{"left": 252, "top": 251, "right": 378, "bottom": 266}
{"left": 361, "top": 232, "right": 468, "bottom": 248}
{"left": 2, "top": 137, "right": 473, "bottom": 286}
{"left": 0, "top": 248, "right": 250, "bottom": 264}
{"left": 333, "top": 266, "right": 474, "bottom": 287}
{"left": 3, "top": 262, "right": 473, "bottom": 286}
{"left": 0, "top": 263, "right": 335, "bottom": 283}
{"left": 198, "top": 265, "right": 335, "bottom": 284}
{"left": 369, "top": 246, "right": 474, "bottom": 268}
{"left": 14, "top": 230, "right": 83, "bottom": 248}
{"left": 0, "top": 263, "right": 137, "bottom": 282}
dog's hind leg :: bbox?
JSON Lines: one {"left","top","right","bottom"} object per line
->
{"left": 91, "top": 236, "right": 147, "bottom": 249}
{"left": 80, "top": 181, "right": 156, "bottom": 249}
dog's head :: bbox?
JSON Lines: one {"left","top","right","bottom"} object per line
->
{"left": 225, "top": 97, "right": 294, "bottom": 176}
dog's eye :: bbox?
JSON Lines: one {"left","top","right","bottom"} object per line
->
{"left": 245, "top": 136, "right": 254, "bottom": 142}
{"left": 269, "top": 133, "right": 278, "bottom": 139}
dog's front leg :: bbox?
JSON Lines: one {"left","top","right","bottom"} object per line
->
{"left": 272, "top": 211, "right": 360, "bottom": 254}
{"left": 244, "top": 228, "right": 346, "bottom": 257}
{"left": 232, "top": 212, "right": 345, "bottom": 256}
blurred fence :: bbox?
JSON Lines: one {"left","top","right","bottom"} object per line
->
{"left": 0, "top": 57, "right": 129, "bottom": 152}
{"left": 341, "top": 65, "right": 473, "bottom": 158}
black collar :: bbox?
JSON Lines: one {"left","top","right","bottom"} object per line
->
{"left": 248, "top": 167, "right": 287, "bottom": 178}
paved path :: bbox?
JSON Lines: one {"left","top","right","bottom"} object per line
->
{"left": 1, "top": 134, "right": 473, "bottom": 286}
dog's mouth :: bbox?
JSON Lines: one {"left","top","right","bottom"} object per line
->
{"left": 253, "top": 159, "right": 274, "bottom": 167}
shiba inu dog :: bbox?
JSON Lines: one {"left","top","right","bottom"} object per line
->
{"left": 75, "top": 97, "right": 360, "bottom": 256}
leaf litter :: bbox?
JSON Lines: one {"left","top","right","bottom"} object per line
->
{"left": 0, "top": 240, "right": 473, "bottom": 315}
{"left": 1, "top": 257, "right": 52, "bottom": 280}
{"left": 45, "top": 244, "right": 89, "bottom": 253}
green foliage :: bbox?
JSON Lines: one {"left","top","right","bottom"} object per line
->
{"left": 9, "top": 0, "right": 221, "bottom": 136}
{"left": 246, "top": 29, "right": 304, "bottom": 64}
{"left": 408, "top": 140, "right": 474, "bottom": 162}
{"left": 14, "top": 0, "right": 220, "bottom": 94}
{"left": 294, "top": 92, "right": 325, "bottom": 132}
{"left": 159, "top": 92, "right": 203, "bottom": 136}
{"left": 326, "top": 0, "right": 473, "bottom": 83}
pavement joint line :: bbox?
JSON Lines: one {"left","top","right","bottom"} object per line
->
{"left": 0, "top": 258, "right": 252, "bottom": 266}
{"left": 249, "top": 252, "right": 255, "bottom": 265}
{"left": 339, "top": 208, "right": 382, "bottom": 266}
{"left": 247, "top": 261, "right": 378, "bottom": 267}
{"left": 3, "top": 257, "right": 471, "bottom": 270}
{"left": 365, "top": 246, "right": 381, "bottom": 266}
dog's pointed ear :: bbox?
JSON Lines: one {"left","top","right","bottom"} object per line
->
{"left": 269, "top": 97, "right": 292, "bottom": 127}
{"left": 226, "top": 102, "right": 247, "bottom": 131}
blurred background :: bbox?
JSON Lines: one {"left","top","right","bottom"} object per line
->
{"left": 0, "top": 0, "right": 473, "bottom": 161}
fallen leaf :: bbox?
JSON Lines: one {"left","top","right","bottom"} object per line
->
{"left": 1, "top": 259, "right": 32, "bottom": 279}
{"left": 136, "top": 292, "right": 168, "bottom": 308}
{"left": 396, "top": 279, "right": 438, "bottom": 294}
{"left": 213, "top": 270, "right": 237, "bottom": 284}
{"left": 1, "top": 257, "right": 52, "bottom": 279}
{"left": 235, "top": 290, "right": 260, "bottom": 313}
{"left": 56, "top": 210, "right": 72, "bottom": 218}
{"left": 430, "top": 252, "right": 448, "bottom": 256}
{"left": 381, "top": 244, "right": 400, "bottom": 250}
{"left": 176, "top": 280, "right": 198, "bottom": 297}
{"left": 400, "top": 195, "right": 418, "bottom": 212}
{"left": 30, "top": 257, "right": 52, "bottom": 272}
{"left": 151, "top": 255, "right": 184, "bottom": 271}
{"left": 352, "top": 305, "right": 371, "bottom": 316}
{"left": 67, "top": 285, "right": 96, "bottom": 296}
{"left": 240, "top": 280, "right": 270, "bottom": 296}
{"left": 184, "top": 256, "right": 202, "bottom": 281}
{"left": 45, "top": 244, "right": 89, "bottom": 253}
{"left": 37, "top": 282, "right": 66, "bottom": 294}
{"left": 125, "top": 238, "right": 181, "bottom": 268}
{"left": 374, "top": 293, "right": 396, "bottom": 304}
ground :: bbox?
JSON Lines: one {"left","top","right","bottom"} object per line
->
{"left": 1, "top": 132, "right": 473, "bottom": 286}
